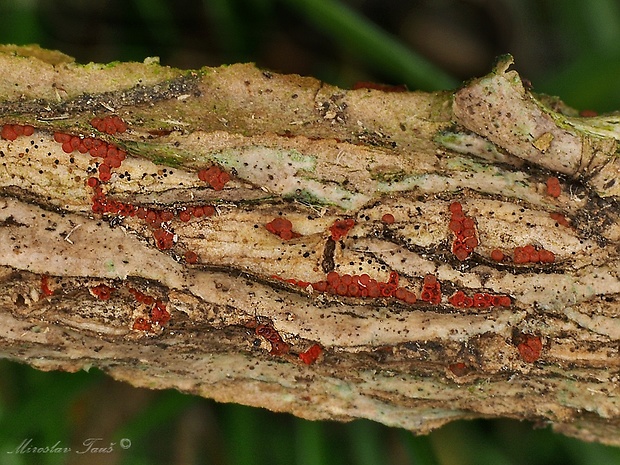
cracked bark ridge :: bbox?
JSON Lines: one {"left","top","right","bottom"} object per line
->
{"left": 0, "top": 46, "right": 619, "bottom": 445}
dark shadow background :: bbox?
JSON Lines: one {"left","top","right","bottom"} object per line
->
{"left": 0, "top": 1, "right": 620, "bottom": 464}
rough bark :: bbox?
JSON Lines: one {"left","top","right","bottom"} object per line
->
{"left": 0, "top": 45, "right": 619, "bottom": 445}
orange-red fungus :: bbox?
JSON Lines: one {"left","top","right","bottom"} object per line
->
{"left": 153, "top": 228, "right": 175, "bottom": 250}
{"left": 1, "top": 124, "right": 34, "bottom": 141}
{"left": 449, "top": 202, "right": 478, "bottom": 260}
{"left": 184, "top": 250, "right": 198, "bottom": 264}
{"left": 546, "top": 177, "right": 561, "bottom": 198}
{"left": 128, "top": 288, "right": 169, "bottom": 327}
{"left": 266, "top": 217, "right": 301, "bottom": 240}
{"left": 448, "top": 290, "right": 511, "bottom": 308}
{"left": 91, "top": 284, "right": 113, "bottom": 300}
{"left": 91, "top": 115, "right": 128, "bottom": 134}
{"left": 420, "top": 274, "right": 441, "bottom": 305}
{"left": 490, "top": 249, "right": 505, "bottom": 262}
{"left": 128, "top": 287, "right": 154, "bottom": 306}
{"left": 448, "top": 362, "right": 470, "bottom": 377}
{"left": 256, "top": 324, "right": 290, "bottom": 356}
{"left": 381, "top": 213, "right": 395, "bottom": 225}
{"left": 513, "top": 245, "right": 555, "bottom": 264}
{"left": 132, "top": 317, "right": 152, "bottom": 332}
{"left": 299, "top": 344, "right": 323, "bottom": 365}
{"left": 549, "top": 212, "right": 570, "bottom": 228}
{"left": 197, "top": 165, "right": 230, "bottom": 191}
{"left": 329, "top": 218, "right": 355, "bottom": 241}
{"left": 40, "top": 275, "right": 54, "bottom": 296}
{"left": 90, "top": 186, "right": 138, "bottom": 217}
{"left": 275, "top": 270, "right": 417, "bottom": 303}
{"left": 52, "top": 132, "right": 127, "bottom": 183}
{"left": 517, "top": 335, "right": 543, "bottom": 363}
{"left": 178, "top": 209, "right": 192, "bottom": 222}
{"left": 579, "top": 109, "right": 598, "bottom": 117}
{"left": 86, "top": 176, "right": 99, "bottom": 188}
{"left": 151, "top": 300, "right": 170, "bottom": 326}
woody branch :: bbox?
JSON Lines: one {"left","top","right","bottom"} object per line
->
{"left": 0, "top": 46, "right": 619, "bottom": 445}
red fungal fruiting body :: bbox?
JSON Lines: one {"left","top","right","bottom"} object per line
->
{"left": 448, "top": 362, "right": 470, "bottom": 377}
{"left": 255, "top": 324, "right": 290, "bottom": 356}
{"left": 538, "top": 249, "right": 556, "bottom": 263}
{"left": 381, "top": 213, "right": 395, "bottom": 224}
{"left": 184, "top": 250, "right": 198, "bottom": 264}
{"left": 91, "top": 284, "right": 114, "bottom": 300}
{"left": 40, "top": 275, "right": 54, "bottom": 296}
{"left": 151, "top": 300, "right": 170, "bottom": 326}
{"left": 579, "top": 109, "right": 598, "bottom": 117}
{"left": 90, "top": 186, "right": 138, "bottom": 217}
{"left": 517, "top": 335, "right": 543, "bottom": 363}
{"left": 448, "top": 202, "right": 478, "bottom": 260}
{"left": 420, "top": 274, "right": 441, "bottom": 305}
{"left": 513, "top": 245, "right": 555, "bottom": 264}
{"left": 52, "top": 133, "right": 127, "bottom": 182}
{"left": 281, "top": 270, "right": 416, "bottom": 303}
{"left": 178, "top": 209, "right": 191, "bottom": 222}
{"left": 197, "top": 165, "right": 230, "bottom": 191}
{"left": 153, "top": 228, "right": 175, "bottom": 250}
{"left": 91, "top": 115, "right": 128, "bottom": 134}
{"left": 189, "top": 205, "right": 215, "bottom": 218}
{"left": 1, "top": 124, "right": 17, "bottom": 141}
{"left": 265, "top": 217, "right": 301, "bottom": 240}
{"left": 128, "top": 288, "right": 170, "bottom": 327}
{"left": 132, "top": 317, "right": 152, "bottom": 332}
{"left": 490, "top": 249, "right": 505, "bottom": 262}
{"left": 98, "top": 163, "right": 111, "bottom": 182}
{"left": 299, "top": 344, "right": 323, "bottom": 365}
{"left": 329, "top": 218, "right": 355, "bottom": 241}
{"left": 1, "top": 124, "right": 35, "bottom": 141}
{"left": 394, "top": 287, "right": 417, "bottom": 304}
{"left": 128, "top": 287, "right": 155, "bottom": 305}
{"left": 448, "top": 290, "right": 510, "bottom": 308}
{"left": 449, "top": 202, "right": 462, "bottom": 214}
{"left": 269, "top": 340, "right": 290, "bottom": 356}
{"left": 549, "top": 212, "right": 570, "bottom": 227}
{"left": 53, "top": 132, "right": 71, "bottom": 144}
{"left": 546, "top": 177, "right": 561, "bottom": 198}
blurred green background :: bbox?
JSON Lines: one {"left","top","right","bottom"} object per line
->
{"left": 1, "top": 0, "right": 620, "bottom": 464}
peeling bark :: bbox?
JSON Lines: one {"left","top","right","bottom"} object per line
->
{"left": 0, "top": 45, "right": 619, "bottom": 445}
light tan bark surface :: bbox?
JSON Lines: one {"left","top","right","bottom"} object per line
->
{"left": 0, "top": 45, "right": 619, "bottom": 445}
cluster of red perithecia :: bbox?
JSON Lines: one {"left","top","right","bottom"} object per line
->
{"left": 198, "top": 165, "right": 230, "bottom": 191}
{"left": 128, "top": 287, "right": 170, "bottom": 327}
{"left": 265, "top": 217, "right": 301, "bottom": 240}
{"left": 449, "top": 202, "right": 478, "bottom": 261}
{"left": 329, "top": 218, "right": 355, "bottom": 241}
{"left": 54, "top": 132, "right": 127, "bottom": 182}
{"left": 1, "top": 124, "right": 34, "bottom": 141}
{"left": 50, "top": 116, "right": 229, "bottom": 260}
{"left": 91, "top": 115, "right": 127, "bottom": 135}
{"left": 248, "top": 320, "right": 323, "bottom": 365}
{"left": 420, "top": 275, "right": 441, "bottom": 304}
{"left": 255, "top": 323, "right": 290, "bottom": 356}
{"left": 280, "top": 270, "right": 417, "bottom": 304}
{"left": 448, "top": 290, "right": 511, "bottom": 308}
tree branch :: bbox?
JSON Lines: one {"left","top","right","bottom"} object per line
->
{"left": 0, "top": 45, "right": 619, "bottom": 445}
